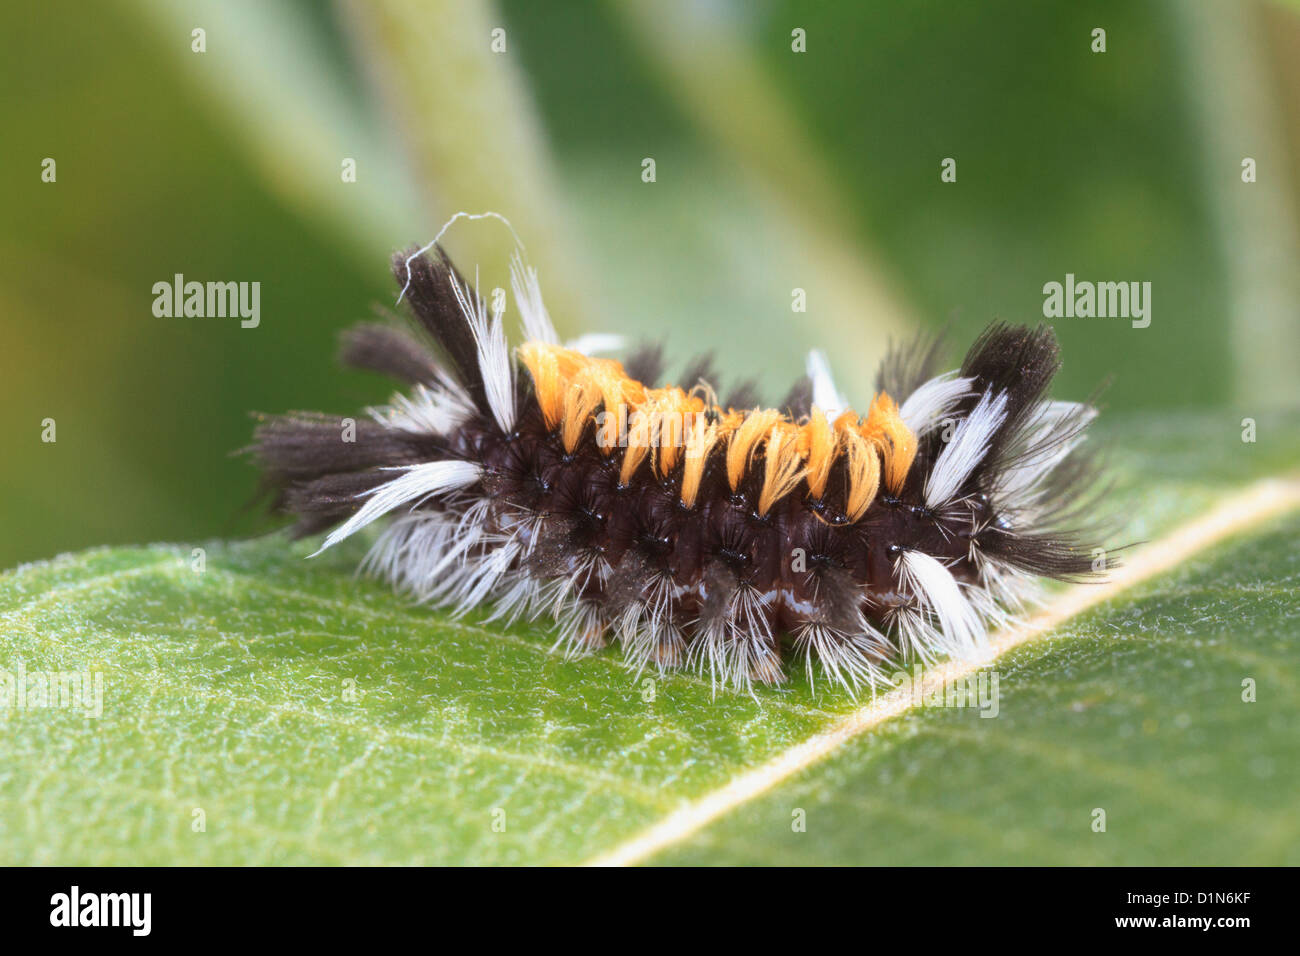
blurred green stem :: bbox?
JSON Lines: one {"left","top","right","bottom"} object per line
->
{"left": 1171, "top": 0, "right": 1300, "bottom": 406}
{"left": 130, "top": 0, "right": 427, "bottom": 262}
{"left": 337, "top": 0, "right": 596, "bottom": 331}
{"left": 610, "top": 0, "right": 920, "bottom": 371}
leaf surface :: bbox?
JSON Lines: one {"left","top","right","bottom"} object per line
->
{"left": 1, "top": 411, "right": 1296, "bottom": 864}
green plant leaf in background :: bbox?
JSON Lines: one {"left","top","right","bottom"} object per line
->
{"left": 2, "top": 411, "right": 1297, "bottom": 864}
{"left": 5, "top": 0, "right": 1299, "bottom": 571}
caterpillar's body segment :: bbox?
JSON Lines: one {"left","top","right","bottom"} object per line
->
{"left": 249, "top": 245, "right": 1105, "bottom": 694}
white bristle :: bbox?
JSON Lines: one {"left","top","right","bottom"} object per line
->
{"left": 449, "top": 268, "right": 516, "bottom": 433}
{"left": 510, "top": 250, "right": 560, "bottom": 346}
{"left": 311, "top": 460, "right": 481, "bottom": 555}
{"left": 924, "top": 390, "right": 1008, "bottom": 507}
{"left": 806, "top": 349, "right": 848, "bottom": 420}
{"left": 899, "top": 371, "right": 974, "bottom": 434}
{"left": 898, "top": 549, "right": 988, "bottom": 659}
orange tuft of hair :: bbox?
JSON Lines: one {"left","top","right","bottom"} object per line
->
{"left": 516, "top": 342, "right": 917, "bottom": 516}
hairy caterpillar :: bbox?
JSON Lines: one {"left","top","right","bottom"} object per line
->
{"left": 247, "top": 244, "right": 1105, "bottom": 694}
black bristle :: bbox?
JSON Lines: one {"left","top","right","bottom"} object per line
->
{"left": 246, "top": 412, "right": 437, "bottom": 484}
{"left": 876, "top": 329, "right": 947, "bottom": 402}
{"left": 780, "top": 376, "right": 814, "bottom": 418}
{"left": 723, "top": 380, "right": 762, "bottom": 411}
{"left": 960, "top": 323, "right": 1060, "bottom": 424}
{"left": 680, "top": 352, "right": 721, "bottom": 394}
{"left": 959, "top": 324, "right": 1064, "bottom": 496}
{"left": 622, "top": 343, "right": 665, "bottom": 386}
{"left": 976, "top": 526, "right": 1099, "bottom": 580}
{"left": 338, "top": 322, "right": 442, "bottom": 387}
{"left": 283, "top": 469, "right": 393, "bottom": 521}
{"left": 391, "top": 245, "right": 488, "bottom": 409}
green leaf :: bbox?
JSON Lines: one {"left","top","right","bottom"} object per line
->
{"left": 1, "top": 410, "right": 1297, "bottom": 864}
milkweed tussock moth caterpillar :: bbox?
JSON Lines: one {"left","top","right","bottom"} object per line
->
{"left": 247, "top": 244, "right": 1107, "bottom": 695}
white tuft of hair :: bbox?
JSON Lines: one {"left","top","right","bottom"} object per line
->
{"left": 792, "top": 621, "right": 890, "bottom": 696}
{"left": 923, "top": 390, "right": 1008, "bottom": 508}
{"left": 688, "top": 584, "right": 780, "bottom": 697}
{"left": 990, "top": 399, "right": 1096, "bottom": 519}
{"left": 510, "top": 250, "right": 560, "bottom": 345}
{"left": 899, "top": 371, "right": 975, "bottom": 435}
{"left": 311, "top": 459, "right": 482, "bottom": 555}
{"left": 898, "top": 549, "right": 988, "bottom": 659}
{"left": 805, "top": 350, "right": 848, "bottom": 420}
{"left": 451, "top": 541, "right": 522, "bottom": 616}
{"left": 565, "top": 332, "right": 625, "bottom": 356}
{"left": 449, "top": 268, "right": 516, "bottom": 433}
{"left": 552, "top": 600, "right": 609, "bottom": 660}
{"left": 370, "top": 373, "right": 475, "bottom": 436}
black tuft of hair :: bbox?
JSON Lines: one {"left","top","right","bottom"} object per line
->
{"left": 338, "top": 323, "right": 442, "bottom": 387}
{"left": 723, "top": 379, "right": 762, "bottom": 410}
{"left": 281, "top": 470, "right": 394, "bottom": 537}
{"left": 780, "top": 376, "right": 814, "bottom": 419}
{"left": 959, "top": 323, "right": 1061, "bottom": 466}
{"left": 242, "top": 411, "right": 447, "bottom": 529}
{"left": 622, "top": 343, "right": 665, "bottom": 387}
{"left": 391, "top": 245, "right": 487, "bottom": 409}
{"left": 876, "top": 329, "right": 947, "bottom": 403}
{"left": 680, "top": 352, "right": 720, "bottom": 395}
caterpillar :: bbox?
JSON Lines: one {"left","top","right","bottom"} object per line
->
{"left": 247, "top": 243, "right": 1105, "bottom": 695}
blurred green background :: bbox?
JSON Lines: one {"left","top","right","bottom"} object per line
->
{"left": 3, "top": 0, "right": 1298, "bottom": 569}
